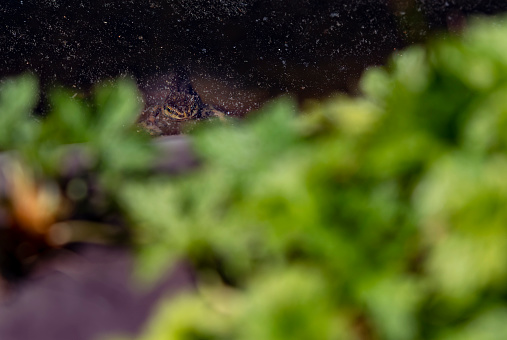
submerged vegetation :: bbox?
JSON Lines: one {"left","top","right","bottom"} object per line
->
{"left": 1, "top": 15, "right": 507, "bottom": 340}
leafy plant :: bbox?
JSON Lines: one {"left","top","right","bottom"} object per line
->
{"left": 116, "top": 15, "right": 507, "bottom": 340}
{"left": 0, "top": 76, "right": 156, "bottom": 278}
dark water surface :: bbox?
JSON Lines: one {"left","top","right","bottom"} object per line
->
{"left": 2, "top": 0, "right": 506, "bottom": 110}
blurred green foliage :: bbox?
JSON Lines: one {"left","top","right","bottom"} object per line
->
{"left": 0, "top": 74, "right": 156, "bottom": 185}
{"left": 0, "top": 76, "right": 156, "bottom": 267}
{"left": 0, "top": 76, "right": 155, "bottom": 180}
{"left": 116, "top": 15, "right": 507, "bottom": 340}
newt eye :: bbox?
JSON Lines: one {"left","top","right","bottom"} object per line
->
{"left": 163, "top": 106, "right": 191, "bottom": 120}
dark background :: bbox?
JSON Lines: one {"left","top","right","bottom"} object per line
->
{"left": 2, "top": 0, "right": 506, "bottom": 103}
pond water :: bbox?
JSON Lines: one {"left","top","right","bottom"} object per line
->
{"left": 2, "top": 0, "right": 505, "bottom": 115}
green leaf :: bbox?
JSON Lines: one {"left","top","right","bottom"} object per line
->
{"left": 0, "top": 74, "right": 39, "bottom": 148}
{"left": 93, "top": 78, "right": 143, "bottom": 139}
